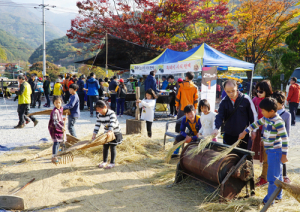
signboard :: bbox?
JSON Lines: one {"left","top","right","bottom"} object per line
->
{"left": 201, "top": 66, "right": 217, "bottom": 112}
{"left": 130, "top": 59, "right": 202, "bottom": 75}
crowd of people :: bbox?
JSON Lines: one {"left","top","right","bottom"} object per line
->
{"left": 6, "top": 70, "right": 300, "bottom": 205}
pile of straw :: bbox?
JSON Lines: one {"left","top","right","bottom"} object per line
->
{"left": 186, "top": 135, "right": 215, "bottom": 158}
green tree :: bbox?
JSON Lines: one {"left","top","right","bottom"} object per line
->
{"left": 0, "top": 46, "right": 7, "bottom": 61}
{"left": 78, "top": 65, "right": 114, "bottom": 79}
{"left": 30, "top": 61, "right": 60, "bottom": 82}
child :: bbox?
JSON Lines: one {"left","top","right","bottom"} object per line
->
{"left": 63, "top": 83, "right": 80, "bottom": 138}
{"left": 115, "top": 78, "right": 127, "bottom": 117}
{"left": 92, "top": 100, "right": 122, "bottom": 169}
{"left": 198, "top": 99, "right": 217, "bottom": 141}
{"left": 171, "top": 105, "right": 201, "bottom": 158}
{"left": 48, "top": 96, "right": 65, "bottom": 163}
{"left": 136, "top": 88, "right": 157, "bottom": 138}
{"left": 272, "top": 91, "right": 291, "bottom": 183}
{"left": 239, "top": 97, "right": 289, "bottom": 204}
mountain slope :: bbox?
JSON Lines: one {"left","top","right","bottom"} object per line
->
{"left": 0, "top": 29, "right": 34, "bottom": 62}
{"left": 0, "top": 0, "right": 64, "bottom": 48}
{"left": 28, "top": 36, "right": 94, "bottom": 67}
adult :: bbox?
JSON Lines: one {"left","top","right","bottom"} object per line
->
{"left": 86, "top": 72, "right": 100, "bottom": 117}
{"left": 212, "top": 79, "right": 258, "bottom": 150}
{"left": 77, "top": 74, "right": 86, "bottom": 111}
{"left": 43, "top": 76, "right": 51, "bottom": 107}
{"left": 287, "top": 77, "right": 300, "bottom": 126}
{"left": 216, "top": 83, "right": 221, "bottom": 99}
{"left": 109, "top": 76, "right": 118, "bottom": 112}
{"left": 175, "top": 72, "right": 199, "bottom": 132}
{"left": 161, "top": 76, "right": 168, "bottom": 90}
{"left": 166, "top": 75, "right": 178, "bottom": 117}
{"left": 98, "top": 78, "right": 105, "bottom": 100}
{"left": 126, "top": 76, "right": 135, "bottom": 93}
{"left": 10, "top": 74, "right": 38, "bottom": 128}
{"left": 63, "top": 76, "right": 70, "bottom": 103}
{"left": 29, "top": 74, "right": 38, "bottom": 108}
{"left": 145, "top": 71, "right": 160, "bottom": 94}
{"left": 138, "top": 77, "right": 143, "bottom": 87}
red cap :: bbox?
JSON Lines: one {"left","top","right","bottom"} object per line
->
{"left": 177, "top": 78, "right": 183, "bottom": 83}
{"left": 119, "top": 78, "right": 124, "bottom": 83}
{"left": 39, "top": 77, "right": 43, "bottom": 81}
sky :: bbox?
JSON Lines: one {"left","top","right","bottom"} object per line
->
{"left": 12, "top": 0, "right": 79, "bottom": 13}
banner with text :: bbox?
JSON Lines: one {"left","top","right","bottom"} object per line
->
{"left": 201, "top": 66, "right": 217, "bottom": 112}
{"left": 130, "top": 59, "right": 202, "bottom": 75}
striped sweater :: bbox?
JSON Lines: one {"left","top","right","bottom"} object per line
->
{"left": 245, "top": 114, "right": 289, "bottom": 155}
{"left": 93, "top": 109, "right": 121, "bottom": 139}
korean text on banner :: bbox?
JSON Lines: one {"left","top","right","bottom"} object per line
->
{"left": 130, "top": 60, "right": 201, "bottom": 75}
{"left": 201, "top": 66, "right": 217, "bottom": 112}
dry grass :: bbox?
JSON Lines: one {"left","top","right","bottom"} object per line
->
{"left": 186, "top": 135, "right": 215, "bottom": 158}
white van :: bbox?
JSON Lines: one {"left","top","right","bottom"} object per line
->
{"left": 285, "top": 67, "right": 300, "bottom": 110}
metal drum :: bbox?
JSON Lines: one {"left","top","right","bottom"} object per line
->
{"left": 180, "top": 143, "right": 240, "bottom": 184}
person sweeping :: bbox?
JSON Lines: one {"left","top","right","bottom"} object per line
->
{"left": 92, "top": 100, "right": 123, "bottom": 169}
{"left": 48, "top": 96, "right": 65, "bottom": 164}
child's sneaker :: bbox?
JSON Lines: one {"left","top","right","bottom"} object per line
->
{"left": 284, "top": 176, "right": 291, "bottom": 184}
{"left": 104, "top": 163, "right": 115, "bottom": 169}
{"left": 256, "top": 177, "right": 268, "bottom": 187}
{"left": 98, "top": 162, "right": 107, "bottom": 168}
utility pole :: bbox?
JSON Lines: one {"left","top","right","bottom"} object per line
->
{"left": 34, "top": 1, "right": 56, "bottom": 77}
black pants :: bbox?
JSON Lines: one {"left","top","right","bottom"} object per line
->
{"left": 110, "top": 94, "right": 117, "bottom": 112}
{"left": 78, "top": 93, "right": 85, "bottom": 110}
{"left": 289, "top": 102, "right": 298, "bottom": 125}
{"left": 103, "top": 144, "right": 117, "bottom": 164}
{"left": 33, "top": 92, "right": 41, "bottom": 107}
{"left": 175, "top": 110, "right": 185, "bottom": 133}
{"left": 169, "top": 96, "right": 177, "bottom": 116}
{"left": 17, "top": 104, "right": 36, "bottom": 125}
{"left": 89, "top": 95, "right": 98, "bottom": 115}
{"left": 223, "top": 133, "right": 249, "bottom": 150}
{"left": 64, "top": 91, "right": 70, "bottom": 103}
{"left": 146, "top": 121, "right": 152, "bottom": 137}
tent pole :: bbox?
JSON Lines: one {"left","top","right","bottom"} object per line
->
{"left": 106, "top": 33, "right": 108, "bottom": 77}
{"left": 249, "top": 68, "right": 254, "bottom": 98}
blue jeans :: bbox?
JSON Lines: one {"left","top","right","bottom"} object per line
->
{"left": 110, "top": 94, "right": 117, "bottom": 112}
{"left": 263, "top": 149, "right": 283, "bottom": 204}
{"left": 52, "top": 142, "right": 60, "bottom": 155}
{"left": 68, "top": 116, "right": 77, "bottom": 137}
{"left": 117, "top": 98, "right": 125, "bottom": 115}
{"left": 45, "top": 94, "right": 50, "bottom": 106}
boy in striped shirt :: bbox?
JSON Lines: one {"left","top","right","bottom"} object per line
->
{"left": 239, "top": 97, "right": 288, "bottom": 205}
{"left": 92, "top": 100, "right": 123, "bottom": 169}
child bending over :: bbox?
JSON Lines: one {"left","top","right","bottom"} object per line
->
{"left": 171, "top": 105, "right": 201, "bottom": 158}
{"left": 239, "top": 97, "right": 288, "bottom": 204}
{"left": 92, "top": 100, "right": 123, "bottom": 169}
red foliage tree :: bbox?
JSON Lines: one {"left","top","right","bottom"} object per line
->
{"left": 67, "top": 0, "right": 236, "bottom": 52}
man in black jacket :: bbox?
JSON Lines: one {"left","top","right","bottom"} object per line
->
{"left": 212, "top": 79, "right": 258, "bottom": 150}
{"left": 29, "top": 74, "right": 38, "bottom": 108}
{"left": 77, "top": 75, "right": 86, "bottom": 110}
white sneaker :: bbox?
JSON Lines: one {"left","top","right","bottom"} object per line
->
{"left": 173, "top": 115, "right": 177, "bottom": 118}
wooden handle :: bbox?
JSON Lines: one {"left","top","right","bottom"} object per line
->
{"left": 11, "top": 178, "right": 35, "bottom": 195}
{"left": 63, "top": 114, "right": 68, "bottom": 142}
{"left": 135, "top": 87, "right": 140, "bottom": 120}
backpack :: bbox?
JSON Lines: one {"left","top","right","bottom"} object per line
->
{"left": 119, "top": 85, "right": 127, "bottom": 98}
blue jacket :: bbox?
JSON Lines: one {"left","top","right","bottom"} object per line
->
{"left": 86, "top": 78, "right": 100, "bottom": 96}
{"left": 64, "top": 93, "right": 80, "bottom": 118}
{"left": 145, "top": 75, "right": 159, "bottom": 93}
{"left": 109, "top": 80, "right": 118, "bottom": 92}
{"left": 77, "top": 79, "right": 85, "bottom": 95}
{"left": 162, "top": 80, "right": 168, "bottom": 90}
{"left": 215, "top": 92, "right": 258, "bottom": 136}
{"left": 180, "top": 115, "right": 202, "bottom": 141}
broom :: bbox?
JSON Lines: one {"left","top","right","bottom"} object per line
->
{"left": 165, "top": 139, "right": 186, "bottom": 163}
{"left": 27, "top": 109, "right": 70, "bottom": 117}
{"left": 53, "top": 132, "right": 116, "bottom": 165}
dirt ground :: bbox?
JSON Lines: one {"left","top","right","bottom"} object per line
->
{"left": 1, "top": 132, "right": 300, "bottom": 212}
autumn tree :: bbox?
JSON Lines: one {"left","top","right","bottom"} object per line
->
{"left": 0, "top": 47, "right": 7, "bottom": 62}
{"left": 78, "top": 65, "right": 114, "bottom": 79}
{"left": 30, "top": 61, "right": 60, "bottom": 82}
{"left": 67, "top": 0, "right": 236, "bottom": 53}
{"left": 233, "top": 0, "right": 299, "bottom": 79}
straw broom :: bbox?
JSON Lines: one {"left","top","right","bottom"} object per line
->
{"left": 27, "top": 109, "right": 70, "bottom": 117}
{"left": 165, "top": 139, "right": 186, "bottom": 163}
{"left": 186, "top": 135, "right": 215, "bottom": 158}
{"left": 204, "top": 139, "right": 242, "bottom": 169}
